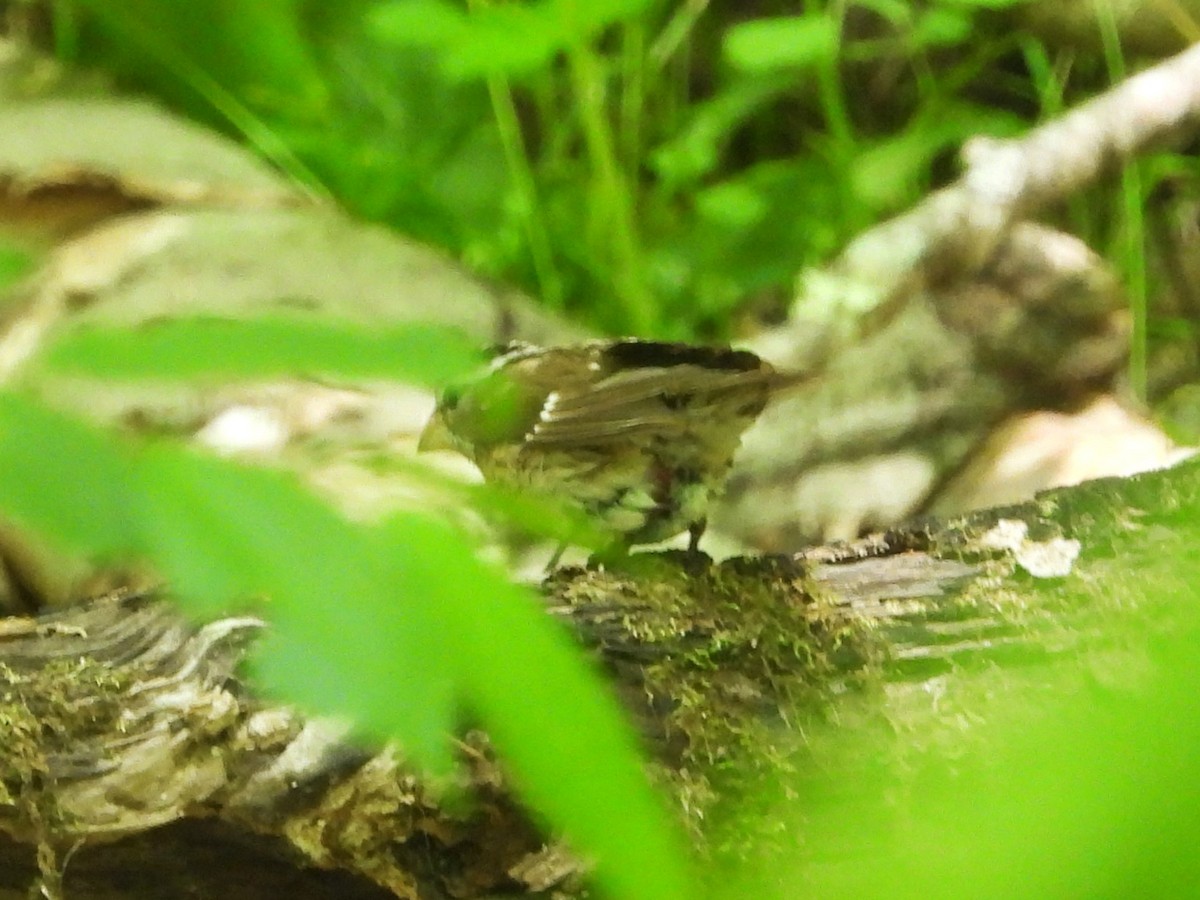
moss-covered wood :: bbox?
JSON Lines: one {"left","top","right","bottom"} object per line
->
{"left": 1, "top": 458, "right": 1196, "bottom": 898}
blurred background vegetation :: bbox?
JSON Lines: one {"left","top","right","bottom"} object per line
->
{"left": 6, "top": 0, "right": 1197, "bottom": 364}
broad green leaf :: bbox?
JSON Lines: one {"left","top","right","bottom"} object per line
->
{"left": 367, "top": 0, "right": 469, "bottom": 48}
{"left": 372, "top": 0, "right": 653, "bottom": 80}
{"left": 723, "top": 16, "right": 838, "bottom": 73}
{"left": 41, "top": 317, "right": 481, "bottom": 386}
{"left": 695, "top": 181, "right": 769, "bottom": 229}
{"left": 0, "top": 392, "right": 138, "bottom": 557}
{"left": 464, "top": 480, "right": 610, "bottom": 550}
{"left": 442, "top": 4, "right": 565, "bottom": 79}
{"left": 135, "top": 445, "right": 457, "bottom": 773}
{"left": 914, "top": 7, "right": 973, "bottom": 46}
{"left": 382, "top": 513, "right": 698, "bottom": 900}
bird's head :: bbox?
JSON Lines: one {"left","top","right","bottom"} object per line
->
{"left": 419, "top": 363, "right": 547, "bottom": 459}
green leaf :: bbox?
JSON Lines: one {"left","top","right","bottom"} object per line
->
{"left": 695, "top": 181, "right": 770, "bottom": 229}
{"left": 850, "top": 104, "right": 1025, "bottom": 212}
{"left": 651, "top": 74, "right": 794, "bottom": 187}
{"left": 136, "top": 445, "right": 458, "bottom": 773}
{"left": 75, "top": 0, "right": 331, "bottom": 120}
{"left": 384, "top": 513, "right": 698, "bottom": 900}
{"left": 723, "top": 16, "right": 838, "bottom": 73}
{"left": 914, "top": 7, "right": 973, "bottom": 46}
{"left": 465, "top": 480, "right": 610, "bottom": 550}
{"left": 367, "top": 0, "right": 469, "bottom": 49}
{"left": 0, "top": 392, "right": 138, "bottom": 558}
{"left": 41, "top": 317, "right": 482, "bottom": 386}
{"left": 372, "top": 0, "right": 653, "bottom": 80}
{"left": 442, "top": 3, "right": 567, "bottom": 78}
{"left": 935, "top": 0, "right": 1029, "bottom": 8}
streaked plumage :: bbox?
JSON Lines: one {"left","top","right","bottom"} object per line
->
{"left": 419, "top": 339, "right": 796, "bottom": 556}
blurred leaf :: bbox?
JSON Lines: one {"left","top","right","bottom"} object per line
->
{"left": 367, "top": 0, "right": 468, "bottom": 47}
{"left": 0, "top": 392, "right": 137, "bottom": 557}
{"left": 650, "top": 159, "right": 844, "bottom": 331}
{"left": 41, "top": 317, "right": 482, "bottom": 386}
{"left": 72, "top": 0, "right": 330, "bottom": 119}
{"left": 755, "top": 618, "right": 1200, "bottom": 899}
{"left": 914, "top": 7, "right": 973, "bottom": 46}
{"left": 936, "top": 0, "right": 1029, "bottom": 8}
{"left": 716, "top": 462, "right": 1200, "bottom": 899}
{"left": 0, "top": 244, "right": 34, "bottom": 294}
{"left": 442, "top": 4, "right": 566, "bottom": 78}
{"left": 134, "top": 444, "right": 460, "bottom": 772}
{"left": 464, "top": 480, "right": 610, "bottom": 550}
{"left": 390, "top": 512, "right": 697, "bottom": 900}
{"left": 651, "top": 74, "right": 794, "bottom": 188}
{"left": 0, "top": 390, "right": 694, "bottom": 893}
{"left": 695, "top": 181, "right": 770, "bottom": 230}
{"left": 850, "top": 103, "right": 1025, "bottom": 211}
{"left": 314, "top": 28, "right": 509, "bottom": 252}
{"left": 850, "top": 0, "right": 914, "bottom": 25}
{"left": 723, "top": 16, "right": 838, "bottom": 74}
{"left": 372, "top": 0, "right": 652, "bottom": 79}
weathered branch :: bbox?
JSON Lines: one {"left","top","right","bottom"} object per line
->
{"left": 721, "top": 45, "right": 1200, "bottom": 546}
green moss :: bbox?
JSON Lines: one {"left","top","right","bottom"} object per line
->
{"left": 0, "top": 655, "right": 130, "bottom": 840}
{"left": 549, "top": 553, "right": 884, "bottom": 855}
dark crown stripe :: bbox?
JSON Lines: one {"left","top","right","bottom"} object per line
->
{"left": 604, "top": 339, "right": 762, "bottom": 372}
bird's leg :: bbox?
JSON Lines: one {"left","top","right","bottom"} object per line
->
{"left": 687, "top": 518, "right": 707, "bottom": 555}
{"left": 545, "top": 541, "right": 568, "bottom": 573}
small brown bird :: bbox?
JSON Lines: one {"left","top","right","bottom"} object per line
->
{"left": 419, "top": 339, "right": 798, "bottom": 558}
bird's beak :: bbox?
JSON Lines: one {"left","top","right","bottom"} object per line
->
{"left": 417, "top": 409, "right": 456, "bottom": 452}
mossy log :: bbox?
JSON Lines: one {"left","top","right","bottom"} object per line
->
{"left": 1, "top": 457, "right": 1195, "bottom": 899}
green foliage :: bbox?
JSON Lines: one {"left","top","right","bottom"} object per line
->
{"left": 722, "top": 16, "right": 838, "bottom": 73}
{"left": 52, "top": 0, "right": 1142, "bottom": 341}
{"left": 0, "top": 390, "right": 695, "bottom": 900}
{"left": 40, "top": 317, "right": 483, "bottom": 385}
{"left": 721, "top": 618, "right": 1200, "bottom": 898}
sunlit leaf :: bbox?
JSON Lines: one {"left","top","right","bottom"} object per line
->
{"left": 914, "top": 7, "right": 973, "bottom": 46}
{"left": 41, "top": 317, "right": 482, "bottom": 386}
{"left": 136, "top": 445, "right": 458, "bottom": 773}
{"left": 0, "top": 392, "right": 138, "bottom": 557}
{"left": 695, "top": 181, "right": 770, "bottom": 229}
{"left": 372, "top": 0, "right": 653, "bottom": 80}
{"left": 382, "top": 514, "right": 697, "bottom": 900}
{"left": 368, "top": 0, "right": 469, "bottom": 48}
{"left": 723, "top": 16, "right": 838, "bottom": 73}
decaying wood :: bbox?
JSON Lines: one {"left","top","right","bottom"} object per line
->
{"left": 2, "top": 457, "right": 1194, "bottom": 899}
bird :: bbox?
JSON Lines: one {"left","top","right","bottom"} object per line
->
{"left": 418, "top": 338, "right": 801, "bottom": 561}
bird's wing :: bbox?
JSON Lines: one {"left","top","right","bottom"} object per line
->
{"left": 525, "top": 365, "right": 771, "bottom": 446}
